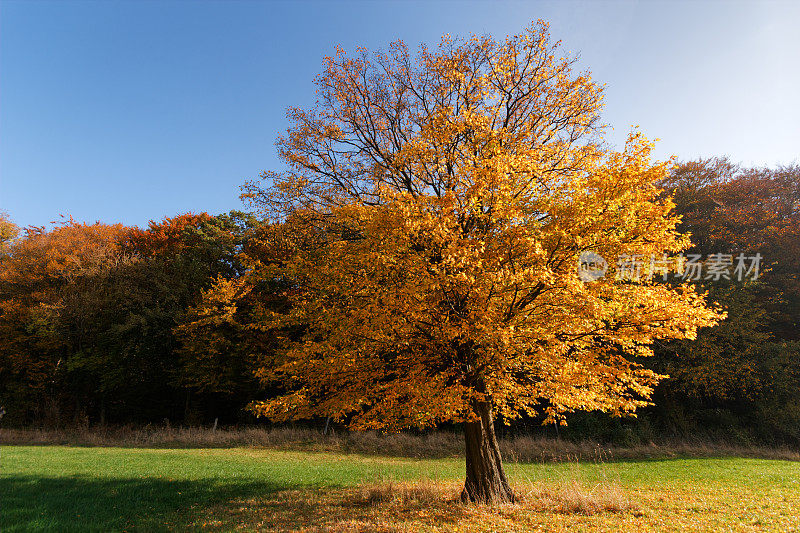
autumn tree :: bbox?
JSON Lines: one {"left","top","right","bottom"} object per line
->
{"left": 240, "top": 21, "right": 721, "bottom": 504}
{"left": 0, "top": 212, "right": 19, "bottom": 246}
{"left": 94, "top": 211, "right": 254, "bottom": 423}
{"left": 0, "top": 220, "right": 130, "bottom": 423}
{"left": 0, "top": 212, "right": 257, "bottom": 425}
{"left": 171, "top": 213, "right": 282, "bottom": 421}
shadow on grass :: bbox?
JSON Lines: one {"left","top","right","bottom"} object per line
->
{"left": 0, "top": 475, "right": 292, "bottom": 532}
{"left": 1, "top": 476, "right": 471, "bottom": 532}
{"left": 193, "top": 484, "right": 471, "bottom": 532}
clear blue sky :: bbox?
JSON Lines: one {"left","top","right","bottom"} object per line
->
{"left": 2, "top": 0, "right": 798, "bottom": 229}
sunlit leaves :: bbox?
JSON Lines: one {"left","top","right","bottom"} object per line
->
{"left": 243, "top": 22, "right": 721, "bottom": 430}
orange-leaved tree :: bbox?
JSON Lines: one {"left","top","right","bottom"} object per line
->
{"left": 0, "top": 219, "right": 129, "bottom": 422}
{"left": 0, "top": 212, "right": 19, "bottom": 245}
{"left": 242, "top": 21, "right": 722, "bottom": 503}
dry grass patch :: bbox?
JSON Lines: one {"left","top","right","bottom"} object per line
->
{"left": 352, "top": 478, "right": 639, "bottom": 515}
{"left": 520, "top": 479, "right": 638, "bottom": 515}
{"left": 3, "top": 426, "right": 798, "bottom": 463}
{"left": 191, "top": 479, "right": 641, "bottom": 532}
{"left": 348, "top": 479, "right": 456, "bottom": 507}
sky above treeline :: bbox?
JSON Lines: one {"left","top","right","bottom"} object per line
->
{"left": 2, "top": 0, "right": 798, "bottom": 229}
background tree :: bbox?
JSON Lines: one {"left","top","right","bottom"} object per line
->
{"left": 96, "top": 212, "right": 253, "bottom": 423}
{"left": 0, "top": 212, "right": 262, "bottom": 426}
{"left": 173, "top": 215, "right": 283, "bottom": 421}
{"left": 651, "top": 159, "right": 800, "bottom": 443}
{"left": 242, "top": 21, "right": 721, "bottom": 504}
{"left": 0, "top": 220, "right": 129, "bottom": 424}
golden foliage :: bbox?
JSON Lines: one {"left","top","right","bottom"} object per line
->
{"left": 244, "top": 21, "right": 722, "bottom": 430}
{"left": 0, "top": 211, "right": 19, "bottom": 245}
{"left": 0, "top": 220, "right": 130, "bottom": 396}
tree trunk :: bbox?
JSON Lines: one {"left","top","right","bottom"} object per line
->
{"left": 461, "top": 399, "right": 516, "bottom": 504}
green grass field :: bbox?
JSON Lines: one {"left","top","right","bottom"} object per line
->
{"left": 2, "top": 445, "right": 799, "bottom": 532}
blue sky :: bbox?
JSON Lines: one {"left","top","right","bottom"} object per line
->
{"left": 2, "top": 0, "right": 798, "bottom": 229}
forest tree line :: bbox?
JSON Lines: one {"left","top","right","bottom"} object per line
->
{"left": 1, "top": 158, "right": 798, "bottom": 445}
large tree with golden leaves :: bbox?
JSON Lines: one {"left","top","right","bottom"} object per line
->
{"left": 243, "top": 21, "right": 721, "bottom": 503}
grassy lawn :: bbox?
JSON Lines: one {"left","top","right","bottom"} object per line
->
{"left": 2, "top": 445, "right": 799, "bottom": 532}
